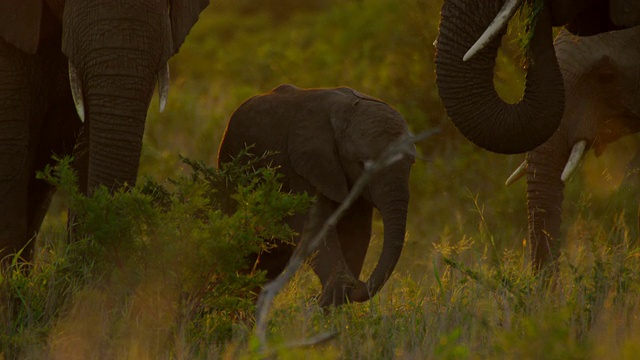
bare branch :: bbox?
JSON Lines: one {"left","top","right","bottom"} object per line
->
{"left": 256, "top": 331, "right": 338, "bottom": 358}
{"left": 254, "top": 128, "right": 441, "bottom": 349}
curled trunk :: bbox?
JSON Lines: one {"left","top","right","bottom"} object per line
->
{"left": 435, "top": 0, "right": 564, "bottom": 154}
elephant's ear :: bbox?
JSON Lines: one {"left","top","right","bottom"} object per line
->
{"left": 0, "top": 0, "right": 42, "bottom": 53}
{"left": 288, "top": 107, "right": 350, "bottom": 203}
{"left": 169, "top": 0, "right": 210, "bottom": 54}
{"left": 610, "top": 0, "right": 640, "bottom": 27}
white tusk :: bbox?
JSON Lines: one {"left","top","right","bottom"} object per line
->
{"left": 505, "top": 160, "right": 527, "bottom": 186}
{"left": 158, "top": 63, "right": 170, "bottom": 113}
{"left": 463, "top": 0, "right": 523, "bottom": 61}
{"left": 561, "top": 140, "right": 587, "bottom": 182}
{"left": 68, "top": 61, "right": 85, "bottom": 122}
{"left": 433, "top": 38, "right": 438, "bottom": 47}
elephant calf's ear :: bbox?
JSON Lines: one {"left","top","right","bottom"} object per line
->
{"left": 0, "top": 0, "right": 42, "bottom": 54}
{"left": 169, "top": 0, "right": 210, "bottom": 55}
{"left": 288, "top": 116, "right": 350, "bottom": 203}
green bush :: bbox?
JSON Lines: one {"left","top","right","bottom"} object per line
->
{"left": 0, "top": 153, "right": 312, "bottom": 358}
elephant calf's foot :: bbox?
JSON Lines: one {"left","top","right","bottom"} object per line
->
{"left": 317, "top": 277, "right": 367, "bottom": 307}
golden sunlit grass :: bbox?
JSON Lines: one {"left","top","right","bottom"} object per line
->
{"left": 4, "top": 0, "right": 640, "bottom": 358}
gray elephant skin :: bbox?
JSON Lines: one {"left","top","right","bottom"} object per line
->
{"left": 0, "top": 0, "right": 209, "bottom": 262}
{"left": 217, "top": 84, "right": 416, "bottom": 307}
{"left": 435, "top": 0, "right": 640, "bottom": 155}
{"left": 508, "top": 27, "right": 640, "bottom": 268}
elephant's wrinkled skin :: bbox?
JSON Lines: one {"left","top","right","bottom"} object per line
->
{"left": 435, "top": 0, "right": 640, "bottom": 155}
{"left": 0, "top": 0, "right": 209, "bottom": 262}
{"left": 217, "top": 84, "right": 415, "bottom": 307}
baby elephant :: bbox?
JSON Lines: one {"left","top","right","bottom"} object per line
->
{"left": 217, "top": 84, "right": 415, "bottom": 306}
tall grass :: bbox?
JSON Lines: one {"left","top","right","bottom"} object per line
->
{"left": 3, "top": 0, "right": 640, "bottom": 358}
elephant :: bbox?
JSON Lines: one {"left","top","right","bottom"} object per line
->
{"left": 217, "top": 84, "right": 416, "bottom": 307}
{"left": 435, "top": 0, "right": 640, "bottom": 155}
{"left": 0, "top": 0, "right": 209, "bottom": 262}
{"left": 504, "top": 26, "right": 640, "bottom": 268}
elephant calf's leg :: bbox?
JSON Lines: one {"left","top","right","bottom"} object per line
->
{"left": 336, "top": 198, "right": 373, "bottom": 279}
{"left": 302, "top": 196, "right": 359, "bottom": 307}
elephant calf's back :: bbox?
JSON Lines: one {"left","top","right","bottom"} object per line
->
{"left": 216, "top": 94, "right": 292, "bottom": 168}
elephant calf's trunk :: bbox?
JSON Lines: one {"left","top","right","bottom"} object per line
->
{"left": 349, "top": 198, "right": 408, "bottom": 302}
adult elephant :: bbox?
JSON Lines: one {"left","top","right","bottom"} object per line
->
{"left": 504, "top": 27, "right": 640, "bottom": 268}
{"left": 0, "top": 0, "right": 209, "bottom": 262}
{"left": 435, "top": 0, "right": 640, "bottom": 155}
{"left": 217, "top": 84, "right": 416, "bottom": 307}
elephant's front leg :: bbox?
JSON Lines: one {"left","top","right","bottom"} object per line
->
{"left": 0, "top": 44, "right": 38, "bottom": 262}
{"left": 303, "top": 195, "right": 361, "bottom": 307}
{"left": 29, "top": 66, "right": 82, "bottom": 242}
